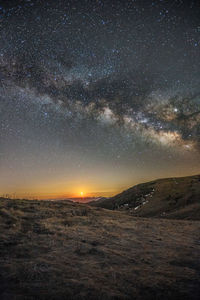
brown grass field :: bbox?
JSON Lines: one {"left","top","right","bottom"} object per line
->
{"left": 0, "top": 197, "right": 200, "bottom": 299}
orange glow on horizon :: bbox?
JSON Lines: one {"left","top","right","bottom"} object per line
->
{"left": 2, "top": 170, "right": 200, "bottom": 200}
{"left": 2, "top": 187, "right": 119, "bottom": 200}
{"left": 5, "top": 170, "right": 198, "bottom": 200}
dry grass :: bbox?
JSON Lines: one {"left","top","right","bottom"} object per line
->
{"left": 0, "top": 198, "right": 200, "bottom": 299}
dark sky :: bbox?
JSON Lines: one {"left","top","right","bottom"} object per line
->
{"left": 0, "top": 0, "right": 200, "bottom": 199}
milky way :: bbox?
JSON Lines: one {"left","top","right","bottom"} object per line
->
{"left": 0, "top": 0, "right": 200, "bottom": 198}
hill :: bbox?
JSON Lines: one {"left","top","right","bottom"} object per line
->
{"left": 89, "top": 174, "right": 200, "bottom": 220}
{"left": 0, "top": 198, "right": 200, "bottom": 299}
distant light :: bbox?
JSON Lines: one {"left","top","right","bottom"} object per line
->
{"left": 80, "top": 192, "right": 84, "bottom": 196}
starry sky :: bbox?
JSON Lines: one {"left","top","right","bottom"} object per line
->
{"left": 0, "top": 0, "right": 200, "bottom": 199}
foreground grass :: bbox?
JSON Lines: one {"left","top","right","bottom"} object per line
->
{"left": 0, "top": 198, "right": 200, "bottom": 299}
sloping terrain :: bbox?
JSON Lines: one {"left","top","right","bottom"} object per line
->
{"left": 89, "top": 175, "right": 200, "bottom": 220}
{"left": 0, "top": 198, "right": 200, "bottom": 299}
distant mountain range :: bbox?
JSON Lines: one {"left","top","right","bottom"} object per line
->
{"left": 67, "top": 197, "right": 108, "bottom": 203}
{"left": 89, "top": 174, "right": 200, "bottom": 220}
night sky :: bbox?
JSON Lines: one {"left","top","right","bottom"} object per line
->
{"left": 0, "top": 0, "right": 200, "bottom": 199}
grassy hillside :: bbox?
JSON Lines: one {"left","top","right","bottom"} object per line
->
{"left": 89, "top": 174, "right": 200, "bottom": 220}
{"left": 0, "top": 198, "right": 200, "bottom": 299}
